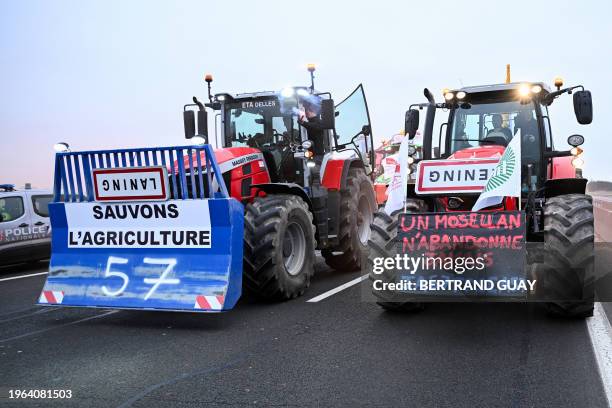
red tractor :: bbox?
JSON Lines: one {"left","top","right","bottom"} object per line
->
{"left": 368, "top": 77, "right": 595, "bottom": 317}
{"left": 183, "top": 68, "right": 377, "bottom": 300}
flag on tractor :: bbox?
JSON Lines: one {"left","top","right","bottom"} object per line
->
{"left": 384, "top": 136, "right": 411, "bottom": 215}
{"left": 472, "top": 132, "right": 522, "bottom": 211}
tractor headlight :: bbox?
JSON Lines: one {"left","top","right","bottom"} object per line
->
{"left": 280, "top": 87, "right": 295, "bottom": 98}
{"left": 531, "top": 85, "right": 542, "bottom": 94}
{"left": 519, "top": 84, "right": 531, "bottom": 97}
{"left": 407, "top": 156, "right": 415, "bottom": 165}
{"left": 302, "top": 140, "right": 313, "bottom": 149}
{"left": 571, "top": 156, "right": 584, "bottom": 169}
{"left": 306, "top": 160, "right": 316, "bottom": 168}
{"left": 191, "top": 135, "right": 207, "bottom": 145}
{"left": 456, "top": 91, "right": 467, "bottom": 100}
{"left": 444, "top": 92, "right": 455, "bottom": 101}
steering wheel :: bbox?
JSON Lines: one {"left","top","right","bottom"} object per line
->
{"left": 480, "top": 135, "right": 508, "bottom": 146}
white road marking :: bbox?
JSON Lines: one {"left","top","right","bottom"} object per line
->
{"left": 307, "top": 274, "right": 368, "bottom": 303}
{"left": 0, "top": 271, "right": 48, "bottom": 283}
{"left": 587, "top": 303, "right": 612, "bottom": 407}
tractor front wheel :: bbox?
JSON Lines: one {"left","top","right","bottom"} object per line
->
{"left": 243, "top": 194, "right": 316, "bottom": 300}
{"left": 367, "top": 200, "right": 426, "bottom": 312}
{"left": 540, "top": 194, "right": 595, "bottom": 318}
{"left": 322, "top": 167, "right": 376, "bottom": 271}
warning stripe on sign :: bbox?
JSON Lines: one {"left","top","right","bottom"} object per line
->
{"left": 194, "top": 295, "right": 224, "bottom": 310}
{"left": 38, "top": 290, "right": 65, "bottom": 304}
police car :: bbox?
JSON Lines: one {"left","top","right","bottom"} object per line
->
{"left": 0, "top": 184, "right": 52, "bottom": 266}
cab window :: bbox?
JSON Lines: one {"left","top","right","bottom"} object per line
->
{"left": 32, "top": 194, "right": 53, "bottom": 217}
{"left": 0, "top": 196, "right": 25, "bottom": 222}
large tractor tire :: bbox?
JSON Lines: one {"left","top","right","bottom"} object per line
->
{"left": 322, "top": 167, "right": 376, "bottom": 271}
{"left": 367, "top": 199, "right": 426, "bottom": 312}
{"left": 243, "top": 194, "right": 316, "bottom": 300}
{"left": 541, "top": 194, "right": 595, "bottom": 318}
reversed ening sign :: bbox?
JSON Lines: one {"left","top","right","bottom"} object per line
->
{"left": 415, "top": 159, "right": 500, "bottom": 195}
{"left": 92, "top": 166, "right": 170, "bottom": 202}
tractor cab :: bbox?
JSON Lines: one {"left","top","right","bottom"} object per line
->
{"left": 183, "top": 73, "right": 375, "bottom": 194}
{"left": 404, "top": 79, "right": 592, "bottom": 202}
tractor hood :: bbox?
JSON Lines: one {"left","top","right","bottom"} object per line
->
{"left": 174, "top": 147, "right": 265, "bottom": 174}
{"left": 448, "top": 144, "right": 505, "bottom": 160}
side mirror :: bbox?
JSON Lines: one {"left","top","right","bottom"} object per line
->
{"left": 573, "top": 90, "right": 592, "bottom": 124}
{"left": 320, "top": 99, "right": 335, "bottom": 130}
{"left": 197, "top": 110, "right": 208, "bottom": 138}
{"left": 405, "top": 109, "right": 419, "bottom": 139}
{"left": 183, "top": 110, "right": 196, "bottom": 139}
{"left": 361, "top": 124, "right": 371, "bottom": 136}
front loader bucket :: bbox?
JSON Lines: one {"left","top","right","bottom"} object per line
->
{"left": 38, "top": 145, "right": 244, "bottom": 312}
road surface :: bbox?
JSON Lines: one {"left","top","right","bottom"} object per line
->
{"left": 1, "top": 193, "right": 611, "bottom": 407}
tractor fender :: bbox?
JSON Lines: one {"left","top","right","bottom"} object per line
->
{"left": 321, "top": 157, "right": 365, "bottom": 191}
{"left": 544, "top": 178, "right": 587, "bottom": 198}
{"left": 250, "top": 183, "right": 313, "bottom": 211}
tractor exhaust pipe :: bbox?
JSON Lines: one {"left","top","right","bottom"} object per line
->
{"left": 422, "top": 88, "right": 436, "bottom": 159}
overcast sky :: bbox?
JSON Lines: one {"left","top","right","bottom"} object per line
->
{"left": 1, "top": 0, "right": 611, "bottom": 188}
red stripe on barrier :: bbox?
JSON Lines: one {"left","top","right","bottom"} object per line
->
{"left": 44, "top": 291, "right": 57, "bottom": 304}
{"left": 216, "top": 295, "right": 224, "bottom": 306}
{"left": 196, "top": 295, "right": 211, "bottom": 309}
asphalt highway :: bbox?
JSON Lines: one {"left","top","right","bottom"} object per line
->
{"left": 1, "top": 193, "right": 612, "bottom": 407}
{"left": 0, "top": 256, "right": 610, "bottom": 408}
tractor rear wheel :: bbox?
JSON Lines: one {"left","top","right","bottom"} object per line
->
{"left": 541, "top": 194, "right": 595, "bottom": 318}
{"left": 322, "top": 167, "right": 376, "bottom": 271}
{"left": 367, "top": 199, "right": 426, "bottom": 312}
{"left": 243, "top": 194, "right": 316, "bottom": 300}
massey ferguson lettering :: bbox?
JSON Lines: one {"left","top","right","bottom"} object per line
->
{"left": 231, "top": 154, "right": 261, "bottom": 168}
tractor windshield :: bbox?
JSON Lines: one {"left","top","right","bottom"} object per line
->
{"left": 224, "top": 97, "right": 299, "bottom": 149}
{"left": 450, "top": 100, "right": 539, "bottom": 154}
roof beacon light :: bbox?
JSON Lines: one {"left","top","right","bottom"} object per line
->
{"left": 205, "top": 73, "right": 214, "bottom": 102}
{"left": 554, "top": 77, "right": 564, "bottom": 90}
{"left": 307, "top": 63, "right": 316, "bottom": 91}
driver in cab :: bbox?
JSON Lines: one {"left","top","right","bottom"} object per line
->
{"left": 487, "top": 114, "right": 513, "bottom": 141}
{"left": 297, "top": 98, "right": 325, "bottom": 157}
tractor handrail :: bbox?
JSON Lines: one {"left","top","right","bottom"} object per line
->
{"left": 52, "top": 144, "right": 229, "bottom": 203}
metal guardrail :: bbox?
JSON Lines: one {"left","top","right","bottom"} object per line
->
{"left": 52, "top": 145, "right": 228, "bottom": 203}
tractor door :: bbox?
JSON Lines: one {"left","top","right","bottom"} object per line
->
{"left": 333, "top": 84, "right": 374, "bottom": 173}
